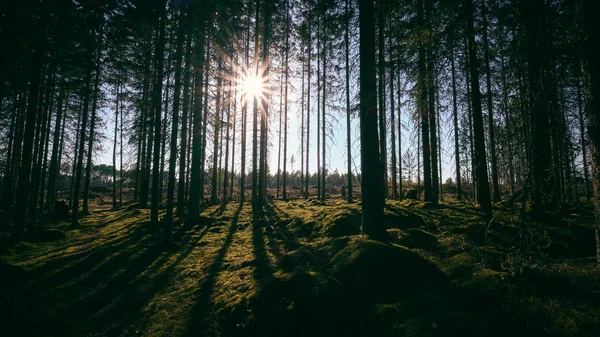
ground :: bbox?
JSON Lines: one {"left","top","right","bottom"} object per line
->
{"left": 1, "top": 198, "right": 599, "bottom": 337}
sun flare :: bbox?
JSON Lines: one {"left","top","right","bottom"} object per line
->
{"left": 243, "top": 75, "right": 263, "bottom": 99}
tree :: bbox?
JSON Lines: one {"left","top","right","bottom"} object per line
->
{"left": 576, "top": 0, "right": 600, "bottom": 264}
{"left": 359, "top": 0, "right": 385, "bottom": 240}
{"left": 465, "top": 0, "right": 492, "bottom": 219}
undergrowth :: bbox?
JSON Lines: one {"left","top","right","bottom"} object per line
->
{"left": 0, "top": 199, "right": 598, "bottom": 337}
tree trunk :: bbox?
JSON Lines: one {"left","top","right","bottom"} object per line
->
{"left": 465, "top": 0, "right": 492, "bottom": 219}
{"left": 177, "top": 32, "right": 192, "bottom": 215}
{"left": 151, "top": 0, "right": 167, "bottom": 225}
{"left": 188, "top": 11, "right": 206, "bottom": 220}
{"left": 166, "top": 6, "right": 185, "bottom": 242}
{"left": 345, "top": 0, "right": 352, "bottom": 203}
{"left": 417, "top": 0, "right": 432, "bottom": 203}
{"left": 451, "top": 48, "right": 462, "bottom": 200}
{"left": 46, "top": 81, "right": 65, "bottom": 210}
{"left": 282, "top": 0, "right": 290, "bottom": 201}
{"left": 113, "top": 83, "right": 119, "bottom": 209}
{"left": 305, "top": 13, "right": 311, "bottom": 200}
{"left": 359, "top": 0, "right": 385, "bottom": 240}
{"left": 577, "top": 79, "right": 591, "bottom": 200}
{"left": 71, "top": 40, "right": 95, "bottom": 226}
{"left": 481, "top": 0, "right": 500, "bottom": 202}
{"left": 212, "top": 58, "right": 223, "bottom": 205}
{"left": 576, "top": 0, "right": 600, "bottom": 264}
{"left": 84, "top": 47, "right": 102, "bottom": 214}
{"left": 321, "top": 32, "right": 327, "bottom": 201}
{"left": 389, "top": 23, "right": 397, "bottom": 200}
{"left": 377, "top": 6, "right": 387, "bottom": 199}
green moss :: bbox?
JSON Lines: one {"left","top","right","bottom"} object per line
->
{"left": 328, "top": 239, "right": 449, "bottom": 303}
{"left": 317, "top": 206, "right": 361, "bottom": 237}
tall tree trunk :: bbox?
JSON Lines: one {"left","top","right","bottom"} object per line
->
{"left": 576, "top": 0, "right": 600, "bottom": 264}
{"left": 345, "top": 0, "right": 352, "bottom": 203}
{"left": 305, "top": 13, "right": 311, "bottom": 200}
{"left": 222, "top": 80, "right": 231, "bottom": 207}
{"left": 188, "top": 11, "right": 207, "bottom": 220}
{"left": 212, "top": 58, "right": 223, "bottom": 205}
{"left": 240, "top": 18, "right": 250, "bottom": 203}
{"left": 200, "top": 42, "right": 211, "bottom": 210}
{"left": 451, "top": 48, "right": 462, "bottom": 200}
{"left": 577, "top": 79, "right": 591, "bottom": 200}
{"left": 113, "top": 84, "right": 119, "bottom": 209}
{"left": 251, "top": 0, "right": 261, "bottom": 212}
{"left": 276, "top": 73, "right": 283, "bottom": 199}
{"left": 377, "top": 6, "right": 387, "bottom": 199}
{"left": 46, "top": 81, "right": 65, "bottom": 210}
{"left": 177, "top": 32, "right": 192, "bottom": 215}
{"left": 33, "top": 66, "right": 56, "bottom": 220}
{"left": 465, "top": 0, "right": 492, "bottom": 219}
{"left": 84, "top": 47, "right": 102, "bottom": 214}
{"left": 258, "top": 0, "right": 272, "bottom": 208}
{"left": 282, "top": 0, "right": 290, "bottom": 201}
{"left": 481, "top": 0, "right": 500, "bottom": 202}
{"left": 428, "top": 52, "right": 439, "bottom": 204}
{"left": 359, "top": 0, "right": 385, "bottom": 240}
{"left": 321, "top": 31, "right": 327, "bottom": 201}
{"left": 316, "top": 19, "right": 321, "bottom": 201}
{"left": 71, "top": 34, "right": 95, "bottom": 226}
{"left": 417, "top": 0, "right": 432, "bottom": 203}
{"left": 166, "top": 6, "right": 185, "bottom": 242}
{"left": 389, "top": 24, "right": 397, "bottom": 200}
{"left": 151, "top": 0, "right": 167, "bottom": 225}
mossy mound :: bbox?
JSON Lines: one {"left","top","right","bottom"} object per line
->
{"left": 395, "top": 228, "right": 439, "bottom": 250}
{"left": 279, "top": 248, "right": 318, "bottom": 272}
{"left": 385, "top": 209, "right": 428, "bottom": 230}
{"left": 24, "top": 229, "right": 67, "bottom": 243}
{"left": 285, "top": 216, "right": 316, "bottom": 237}
{"left": 248, "top": 270, "right": 342, "bottom": 337}
{"left": 316, "top": 207, "right": 361, "bottom": 237}
{"left": 329, "top": 239, "right": 449, "bottom": 303}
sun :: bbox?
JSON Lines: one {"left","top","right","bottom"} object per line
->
{"left": 243, "top": 75, "right": 263, "bottom": 99}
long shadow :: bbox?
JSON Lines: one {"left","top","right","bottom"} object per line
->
{"left": 89, "top": 223, "right": 214, "bottom": 336}
{"left": 183, "top": 203, "right": 244, "bottom": 336}
{"left": 6, "top": 211, "right": 214, "bottom": 337}
{"left": 264, "top": 202, "right": 302, "bottom": 253}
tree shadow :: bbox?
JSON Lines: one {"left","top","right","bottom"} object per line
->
{"left": 183, "top": 203, "right": 244, "bottom": 336}
{"left": 3, "top": 209, "right": 213, "bottom": 337}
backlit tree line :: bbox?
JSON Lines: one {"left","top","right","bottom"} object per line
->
{"left": 0, "top": 0, "right": 598, "bottom": 260}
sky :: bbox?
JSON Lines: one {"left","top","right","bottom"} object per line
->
{"left": 96, "top": 70, "right": 459, "bottom": 185}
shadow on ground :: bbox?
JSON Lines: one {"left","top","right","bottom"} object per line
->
{"left": 1, "top": 200, "right": 599, "bottom": 337}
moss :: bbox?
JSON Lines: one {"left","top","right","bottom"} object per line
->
{"left": 328, "top": 239, "right": 449, "bottom": 303}
{"left": 248, "top": 270, "right": 342, "bottom": 337}
{"left": 475, "top": 246, "right": 506, "bottom": 271}
{"left": 443, "top": 252, "right": 477, "bottom": 280}
{"left": 395, "top": 228, "right": 438, "bottom": 250}
{"left": 316, "top": 207, "right": 361, "bottom": 237}
{"left": 384, "top": 209, "right": 428, "bottom": 230}
{"left": 462, "top": 268, "right": 511, "bottom": 292}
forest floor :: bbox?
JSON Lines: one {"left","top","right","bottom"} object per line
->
{"left": 1, "top": 198, "right": 599, "bottom": 337}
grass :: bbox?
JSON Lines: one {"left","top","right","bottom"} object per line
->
{"left": 1, "top": 198, "right": 599, "bottom": 336}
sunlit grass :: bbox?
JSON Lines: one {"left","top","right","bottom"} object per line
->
{"left": 1, "top": 199, "right": 598, "bottom": 337}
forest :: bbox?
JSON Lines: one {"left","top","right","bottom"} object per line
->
{"left": 0, "top": 0, "right": 599, "bottom": 336}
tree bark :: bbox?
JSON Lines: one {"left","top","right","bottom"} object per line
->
{"left": 359, "top": 0, "right": 385, "bottom": 240}
{"left": 465, "top": 0, "right": 492, "bottom": 219}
